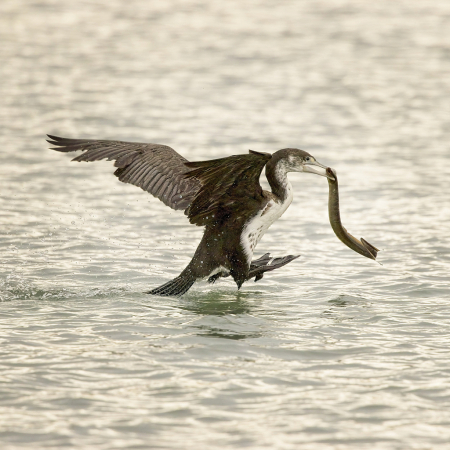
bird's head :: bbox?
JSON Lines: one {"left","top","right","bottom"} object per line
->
{"left": 274, "top": 148, "right": 335, "bottom": 180}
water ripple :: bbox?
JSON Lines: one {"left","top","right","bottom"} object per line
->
{"left": 1, "top": 0, "right": 450, "bottom": 448}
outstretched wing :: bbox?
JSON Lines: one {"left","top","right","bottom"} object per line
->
{"left": 47, "top": 135, "right": 201, "bottom": 210}
{"left": 184, "top": 150, "right": 272, "bottom": 226}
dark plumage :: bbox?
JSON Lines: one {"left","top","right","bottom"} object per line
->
{"left": 48, "top": 135, "right": 332, "bottom": 296}
{"left": 47, "top": 135, "right": 199, "bottom": 210}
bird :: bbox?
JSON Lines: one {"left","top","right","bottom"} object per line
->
{"left": 47, "top": 135, "right": 334, "bottom": 296}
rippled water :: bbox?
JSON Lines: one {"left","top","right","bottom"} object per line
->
{"left": 1, "top": 0, "right": 450, "bottom": 448}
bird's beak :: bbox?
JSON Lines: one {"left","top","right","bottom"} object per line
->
{"left": 303, "top": 160, "right": 336, "bottom": 180}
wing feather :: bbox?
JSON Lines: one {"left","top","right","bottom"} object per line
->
{"left": 184, "top": 150, "right": 272, "bottom": 226}
{"left": 147, "top": 172, "right": 163, "bottom": 192}
{"left": 48, "top": 135, "right": 200, "bottom": 211}
{"left": 153, "top": 175, "right": 167, "bottom": 195}
{"left": 159, "top": 180, "right": 172, "bottom": 201}
{"left": 132, "top": 165, "right": 155, "bottom": 187}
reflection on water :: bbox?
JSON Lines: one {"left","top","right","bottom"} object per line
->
{"left": 1, "top": 0, "right": 450, "bottom": 448}
{"left": 182, "top": 290, "right": 255, "bottom": 316}
{"left": 328, "top": 296, "right": 352, "bottom": 308}
{"left": 182, "top": 291, "right": 261, "bottom": 339}
{"left": 191, "top": 324, "right": 262, "bottom": 340}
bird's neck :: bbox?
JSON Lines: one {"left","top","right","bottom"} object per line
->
{"left": 265, "top": 159, "right": 292, "bottom": 203}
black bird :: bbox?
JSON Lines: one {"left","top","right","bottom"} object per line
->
{"left": 47, "top": 135, "right": 334, "bottom": 296}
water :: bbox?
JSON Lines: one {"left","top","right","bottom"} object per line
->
{"left": 1, "top": 0, "right": 450, "bottom": 448}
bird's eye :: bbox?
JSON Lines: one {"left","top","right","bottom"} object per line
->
{"left": 305, "top": 157, "right": 310, "bottom": 162}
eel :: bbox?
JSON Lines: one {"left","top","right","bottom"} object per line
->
{"left": 326, "top": 167, "right": 379, "bottom": 260}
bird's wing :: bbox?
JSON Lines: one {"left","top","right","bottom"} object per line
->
{"left": 184, "top": 150, "right": 272, "bottom": 226}
{"left": 47, "top": 135, "right": 200, "bottom": 210}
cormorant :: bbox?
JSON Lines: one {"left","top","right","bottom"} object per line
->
{"left": 47, "top": 135, "right": 335, "bottom": 296}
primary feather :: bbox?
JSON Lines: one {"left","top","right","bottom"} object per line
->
{"left": 47, "top": 135, "right": 200, "bottom": 210}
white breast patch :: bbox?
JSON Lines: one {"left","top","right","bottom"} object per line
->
{"left": 240, "top": 185, "right": 293, "bottom": 265}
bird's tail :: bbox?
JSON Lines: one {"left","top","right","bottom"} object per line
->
{"left": 147, "top": 270, "right": 196, "bottom": 297}
{"left": 248, "top": 253, "right": 300, "bottom": 282}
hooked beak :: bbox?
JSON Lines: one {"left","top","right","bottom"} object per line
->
{"left": 303, "top": 160, "right": 336, "bottom": 180}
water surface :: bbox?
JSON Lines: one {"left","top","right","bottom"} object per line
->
{"left": 1, "top": 0, "right": 450, "bottom": 448}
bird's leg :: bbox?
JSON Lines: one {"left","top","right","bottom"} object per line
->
{"left": 207, "top": 273, "right": 222, "bottom": 284}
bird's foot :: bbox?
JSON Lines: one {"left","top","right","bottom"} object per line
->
{"left": 248, "top": 253, "right": 300, "bottom": 282}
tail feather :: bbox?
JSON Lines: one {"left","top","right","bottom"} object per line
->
{"left": 147, "top": 272, "right": 195, "bottom": 297}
